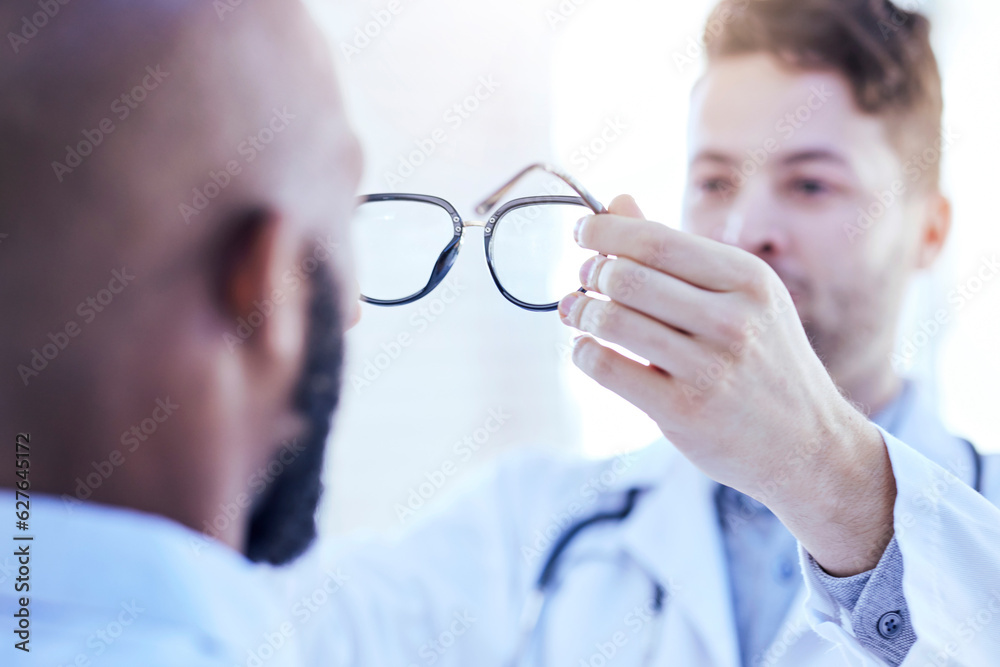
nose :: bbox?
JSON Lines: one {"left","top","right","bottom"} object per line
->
{"left": 720, "top": 182, "right": 787, "bottom": 259}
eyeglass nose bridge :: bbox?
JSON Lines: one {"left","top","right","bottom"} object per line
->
{"left": 451, "top": 215, "right": 491, "bottom": 233}
{"left": 461, "top": 219, "right": 501, "bottom": 237}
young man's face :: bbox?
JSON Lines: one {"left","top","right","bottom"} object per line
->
{"left": 683, "top": 53, "right": 937, "bottom": 386}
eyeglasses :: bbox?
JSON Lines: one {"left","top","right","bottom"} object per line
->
{"left": 351, "top": 163, "right": 607, "bottom": 312}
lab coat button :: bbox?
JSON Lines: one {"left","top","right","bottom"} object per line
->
{"left": 877, "top": 611, "right": 903, "bottom": 639}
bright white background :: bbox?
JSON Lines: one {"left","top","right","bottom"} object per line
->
{"left": 305, "top": 0, "right": 999, "bottom": 536}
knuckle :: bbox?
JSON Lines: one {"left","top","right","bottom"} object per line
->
{"left": 642, "top": 231, "right": 673, "bottom": 268}
{"left": 594, "top": 257, "right": 619, "bottom": 294}
{"left": 577, "top": 214, "right": 600, "bottom": 247}
{"left": 581, "top": 300, "right": 619, "bottom": 339}
{"left": 710, "top": 308, "right": 746, "bottom": 341}
{"left": 602, "top": 259, "right": 646, "bottom": 300}
{"left": 737, "top": 256, "right": 774, "bottom": 297}
{"left": 581, "top": 340, "right": 616, "bottom": 380}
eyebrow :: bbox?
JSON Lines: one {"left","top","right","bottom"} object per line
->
{"left": 690, "top": 148, "right": 850, "bottom": 168}
{"left": 781, "top": 149, "right": 849, "bottom": 167}
{"left": 690, "top": 150, "right": 734, "bottom": 167}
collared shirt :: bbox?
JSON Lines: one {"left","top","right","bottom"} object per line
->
{"left": 715, "top": 380, "right": 977, "bottom": 667}
{"left": 0, "top": 492, "right": 303, "bottom": 666}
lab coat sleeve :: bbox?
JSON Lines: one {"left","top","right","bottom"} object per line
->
{"left": 289, "top": 450, "right": 586, "bottom": 666}
{"left": 798, "top": 426, "right": 1000, "bottom": 667}
{"left": 804, "top": 537, "right": 915, "bottom": 666}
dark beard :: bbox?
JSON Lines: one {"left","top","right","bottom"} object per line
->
{"left": 245, "top": 261, "right": 343, "bottom": 565}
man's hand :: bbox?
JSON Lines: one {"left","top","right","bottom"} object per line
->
{"left": 559, "top": 195, "right": 896, "bottom": 576}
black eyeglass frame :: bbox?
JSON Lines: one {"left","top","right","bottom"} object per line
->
{"left": 355, "top": 163, "right": 607, "bottom": 312}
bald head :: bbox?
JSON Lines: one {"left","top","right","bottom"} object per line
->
{"left": 1, "top": 0, "right": 357, "bottom": 319}
{"left": 1, "top": 0, "right": 362, "bottom": 561}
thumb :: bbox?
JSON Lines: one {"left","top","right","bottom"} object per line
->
{"left": 607, "top": 194, "right": 646, "bottom": 219}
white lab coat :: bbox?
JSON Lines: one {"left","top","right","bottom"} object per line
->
{"left": 289, "top": 396, "right": 1000, "bottom": 667}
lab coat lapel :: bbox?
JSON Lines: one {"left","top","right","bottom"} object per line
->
{"left": 618, "top": 442, "right": 742, "bottom": 667}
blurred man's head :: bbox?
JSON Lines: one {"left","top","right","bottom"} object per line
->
{"left": 0, "top": 0, "right": 361, "bottom": 564}
{"left": 683, "top": 0, "right": 950, "bottom": 408}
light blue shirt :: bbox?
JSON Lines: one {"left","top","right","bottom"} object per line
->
{"left": 0, "top": 492, "right": 303, "bottom": 666}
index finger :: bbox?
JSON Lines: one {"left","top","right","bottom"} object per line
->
{"left": 575, "top": 214, "right": 762, "bottom": 292}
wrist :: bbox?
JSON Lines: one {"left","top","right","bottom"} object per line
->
{"left": 772, "top": 409, "right": 897, "bottom": 576}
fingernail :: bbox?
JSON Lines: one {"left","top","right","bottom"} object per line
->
{"left": 580, "top": 256, "right": 600, "bottom": 288}
{"left": 574, "top": 216, "right": 588, "bottom": 243}
{"left": 558, "top": 292, "right": 582, "bottom": 324}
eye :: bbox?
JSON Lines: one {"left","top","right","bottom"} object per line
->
{"left": 789, "top": 178, "right": 830, "bottom": 196}
{"left": 697, "top": 178, "right": 733, "bottom": 196}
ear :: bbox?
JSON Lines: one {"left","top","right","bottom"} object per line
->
{"left": 915, "top": 192, "right": 952, "bottom": 270}
{"left": 214, "top": 208, "right": 308, "bottom": 376}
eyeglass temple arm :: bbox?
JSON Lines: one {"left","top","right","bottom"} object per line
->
{"left": 474, "top": 163, "right": 608, "bottom": 216}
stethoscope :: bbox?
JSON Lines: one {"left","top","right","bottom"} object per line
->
{"left": 509, "top": 487, "right": 667, "bottom": 666}
{"left": 510, "top": 385, "right": 984, "bottom": 666}
{"left": 885, "top": 381, "right": 983, "bottom": 493}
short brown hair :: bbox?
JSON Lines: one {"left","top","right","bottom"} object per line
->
{"left": 704, "top": 0, "right": 944, "bottom": 188}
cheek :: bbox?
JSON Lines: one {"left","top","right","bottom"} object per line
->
{"left": 791, "top": 203, "right": 908, "bottom": 309}
{"left": 853, "top": 201, "right": 917, "bottom": 272}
